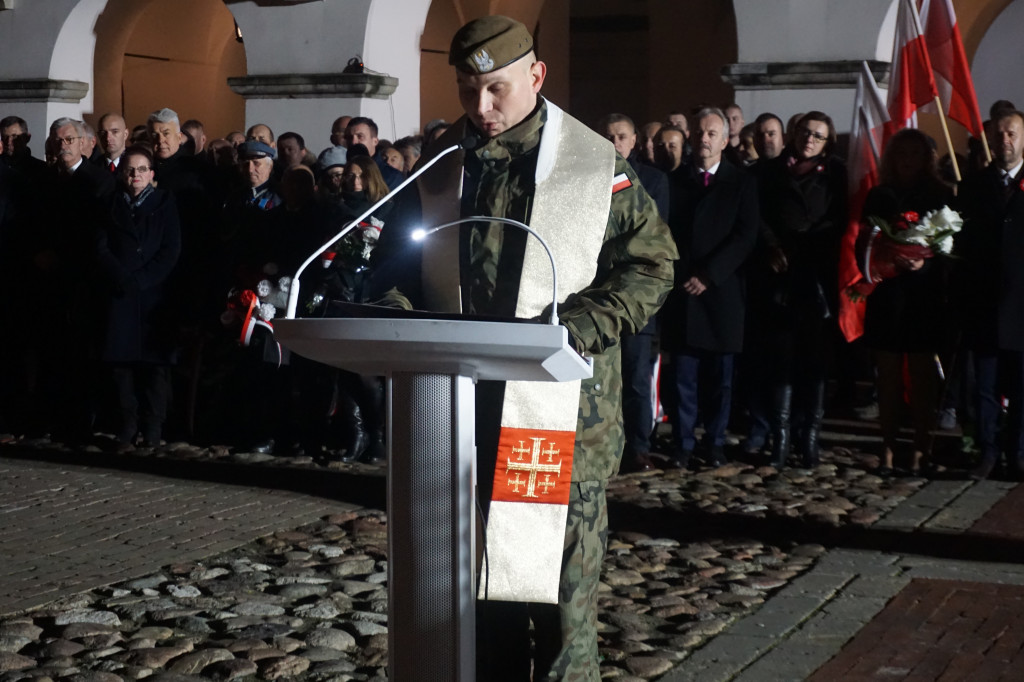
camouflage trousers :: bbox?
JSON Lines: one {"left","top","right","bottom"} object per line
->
{"left": 477, "top": 480, "right": 609, "bottom": 682}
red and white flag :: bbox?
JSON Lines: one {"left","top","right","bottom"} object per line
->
{"left": 886, "top": 0, "right": 939, "bottom": 140}
{"left": 839, "top": 62, "right": 891, "bottom": 342}
{"left": 918, "top": 0, "right": 985, "bottom": 140}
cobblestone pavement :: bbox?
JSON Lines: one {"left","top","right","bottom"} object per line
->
{"left": 1, "top": 418, "right": 1023, "bottom": 681}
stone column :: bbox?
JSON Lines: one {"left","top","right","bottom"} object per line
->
{"left": 721, "top": 61, "right": 890, "bottom": 133}
{"left": 724, "top": 0, "right": 897, "bottom": 133}
{"left": 225, "top": 0, "right": 431, "bottom": 151}
{"left": 0, "top": 0, "right": 105, "bottom": 145}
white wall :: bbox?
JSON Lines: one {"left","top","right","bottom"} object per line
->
{"left": 363, "top": 0, "right": 433, "bottom": 140}
{"left": 227, "top": 0, "right": 373, "bottom": 75}
{"left": 0, "top": 0, "right": 79, "bottom": 77}
{"left": 733, "top": 0, "right": 896, "bottom": 62}
{"left": 227, "top": 0, "right": 431, "bottom": 145}
{"left": 735, "top": 88, "right": 859, "bottom": 135}
{"left": 0, "top": 0, "right": 106, "bottom": 143}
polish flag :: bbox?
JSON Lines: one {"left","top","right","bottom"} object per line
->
{"left": 839, "top": 62, "right": 891, "bottom": 342}
{"left": 918, "top": 0, "right": 985, "bottom": 140}
{"left": 886, "top": 0, "right": 939, "bottom": 140}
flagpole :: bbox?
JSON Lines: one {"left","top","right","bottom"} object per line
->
{"left": 980, "top": 127, "right": 993, "bottom": 164}
{"left": 932, "top": 95, "right": 961, "bottom": 182}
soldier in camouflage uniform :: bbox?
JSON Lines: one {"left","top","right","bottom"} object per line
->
{"left": 371, "top": 15, "right": 677, "bottom": 681}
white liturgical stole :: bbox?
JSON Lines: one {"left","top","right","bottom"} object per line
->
{"left": 417, "top": 100, "right": 614, "bottom": 603}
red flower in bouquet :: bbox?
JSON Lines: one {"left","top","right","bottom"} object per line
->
{"left": 238, "top": 289, "right": 258, "bottom": 310}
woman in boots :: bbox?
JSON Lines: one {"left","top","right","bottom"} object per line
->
{"left": 299, "top": 149, "right": 392, "bottom": 462}
{"left": 747, "top": 112, "right": 846, "bottom": 469}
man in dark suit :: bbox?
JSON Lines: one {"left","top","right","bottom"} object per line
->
{"left": 49, "top": 117, "right": 116, "bottom": 202}
{"left": 95, "top": 113, "right": 130, "bottom": 172}
{"left": 0, "top": 116, "right": 47, "bottom": 182}
{"left": 344, "top": 116, "right": 404, "bottom": 190}
{"left": 0, "top": 134, "right": 19, "bottom": 433}
{"left": 660, "top": 106, "right": 758, "bottom": 468}
{"left": 27, "top": 118, "right": 115, "bottom": 439}
{"left": 957, "top": 108, "right": 1024, "bottom": 480}
{"left": 601, "top": 113, "right": 670, "bottom": 471}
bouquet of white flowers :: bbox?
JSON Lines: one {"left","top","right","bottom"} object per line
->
{"left": 848, "top": 205, "right": 962, "bottom": 301}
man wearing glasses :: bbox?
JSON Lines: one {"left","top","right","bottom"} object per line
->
{"left": 27, "top": 118, "right": 115, "bottom": 441}
{"left": 50, "top": 118, "right": 115, "bottom": 198}
{"left": 0, "top": 116, "right": 47, "bottom": 183}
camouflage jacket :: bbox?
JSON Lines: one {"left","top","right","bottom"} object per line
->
{"left": 374, "top": 101, "right": 677, "bottom": 481}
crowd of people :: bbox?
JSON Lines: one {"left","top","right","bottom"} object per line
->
{"left": 0, "top": 108, "right": 437, "bottom": 459}
{"left": 612, "top": 98, "right": 1024, "bottom": 483}
{"left": 0, "top": 93, "right": 1022, "bottom": 481}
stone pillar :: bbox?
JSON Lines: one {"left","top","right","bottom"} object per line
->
{"left": 724, "top": 0, "right": 897, "bottom": 133}
{"left": 721, "top": 61, "right": 889, "bottom": 133}
{"left": 225, "top": 0, "right": 432, "bottom": 151}
{"left": 227, "top": 73, "right": 398, "bottom": 152}
{"left": 0, "top": 0, "right": 105, "bottom": 145}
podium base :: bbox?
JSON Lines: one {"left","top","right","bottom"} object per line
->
{"left": 388, "top": 372, "right": 476, "bottom": 681}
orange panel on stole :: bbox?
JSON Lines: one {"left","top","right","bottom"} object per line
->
{"left": 491, "top": 427, "right": 575, "bottom": 505}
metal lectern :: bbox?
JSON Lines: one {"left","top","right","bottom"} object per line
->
{"left": 273, "top": 316, "right": 592, "bottom": 682}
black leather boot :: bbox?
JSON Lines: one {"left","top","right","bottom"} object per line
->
{"left": 769, "top": 383, "right": 793, "bottom": 469}
{"left": 357, "top": 377, "right": 386, "bottom": 463}
{"left": 336, "top": 392, "right": 369, "bottom": 462}
{"left": 800, "top": 380, "right": 826, "bottom": 468}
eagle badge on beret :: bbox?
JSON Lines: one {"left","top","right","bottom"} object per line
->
{"left": 472, "top": 49, "right": 495, "bottom": 73}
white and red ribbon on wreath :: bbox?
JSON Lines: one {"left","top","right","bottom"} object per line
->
{"left": 229, "top": 289, "right": 283, "bottom": 367}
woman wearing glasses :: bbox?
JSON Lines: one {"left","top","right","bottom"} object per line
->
{"left": 95, "top": 145, "right": 182, "bottom": 450}
{"left": 746, "top": 111, "right": 847, "bottom": 469}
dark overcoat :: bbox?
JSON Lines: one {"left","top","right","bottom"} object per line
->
{"left": 660, "top": 159, "right": 758, "bottom": 353}
{"left": 956, "top": 163, "right": 1024, "bottom": 352}
{"left": 95, "top": 188, "right": 182, "bottom": 364}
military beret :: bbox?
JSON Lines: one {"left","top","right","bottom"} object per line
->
{"left": 449, "top": 15, "right": 533, "bottom": 74}
{"left": 237, "top": 140, "right": 276, "bottom": 161}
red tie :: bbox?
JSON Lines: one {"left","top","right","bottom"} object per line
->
{"left": 109, "top": 160, "right": 116, "bottom": 173}
{"left": 702, "top": 171, "right": 712, "bottom": 187}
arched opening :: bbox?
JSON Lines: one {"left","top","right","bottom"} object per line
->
{"left": 970, "top": 0, "right": 1024, "bottom": 117}
{"left": 92, "top": 0, "right": 245, "bottom": 137}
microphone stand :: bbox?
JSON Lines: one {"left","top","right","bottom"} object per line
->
{"left": 412, "top": 217, "right": 561, "bottom": 326}
{"left": 285, "top": 137, "right": 477, "bottom": 318}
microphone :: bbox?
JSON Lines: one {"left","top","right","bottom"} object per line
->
{"left": 411, "top": 216, "right": 561, "bottom": 326}
{"left": 285, "top": 135, "right": 479, "bottom": 318}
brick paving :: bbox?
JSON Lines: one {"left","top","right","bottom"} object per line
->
{"left": 807, "top": 578, "right": 1024, "bottom": 681}
{"left": 968, "top": 480, "right": 1024, "bottom": 540}
{"left": 0, "top": 456, "right": 356, "bottom": 616}
{"left": 665, "top": 475, "right": 1024, "bottom": 682}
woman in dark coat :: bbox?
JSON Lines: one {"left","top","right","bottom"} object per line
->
{"left": 95, "top": 145, "right": 181, "bottom": 448}
{"left": 859, "top": 129, "right": 952, "bottom": 475}
{"left": 747, "top": 111, "right": 847, "bottom": 468}
{"left": 298, "top": 153, "right": 393, "bottom": 462}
